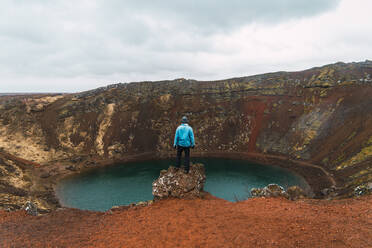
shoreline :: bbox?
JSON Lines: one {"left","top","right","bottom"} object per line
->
{"left": 47, "top": 150, "right": 334, "bottom": 211}
{"left": 0, "top": 147, "right": 337, "bottom": 213}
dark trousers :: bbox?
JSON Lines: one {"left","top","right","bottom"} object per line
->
{"left": 176, "top": 146, "right": 190, "bottom": 173}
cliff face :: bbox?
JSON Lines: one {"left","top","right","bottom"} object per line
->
{"left": 1, "top": 61, "right": 372, "bottom": 210}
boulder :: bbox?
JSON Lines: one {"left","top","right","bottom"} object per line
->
{"left": 321, "top": 186, "right": 337, "bottom": 197}
{"left": 251, "top": 184, "right": 307, "bottom": 200}
{"left": 65, "top": 165, "right": 77, "bottom": 171}
{"left": 22, "top": 201, "right": 38, "bottom": 216}
{"left": 286, "top": 186, "right": 307, "bottom": 200}
{"left": 251, "top": 184, "right": 287, "bottom": 198}
{"left": 152, "top": 163, "right": 206, "bottom": 199}
{"left": 250, "top": 188, "right": 265, "bottom": 197}
{"left": 354, "top": 183, "right": 372, "bottom": 196}
{"left": 265, "top": 184, "right": 287, "bottom": 197}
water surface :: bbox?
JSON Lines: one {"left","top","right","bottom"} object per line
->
{"left": 56, "top": 158, "right": 309, "bottom": 211}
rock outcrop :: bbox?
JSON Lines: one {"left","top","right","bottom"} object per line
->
{"left": 251, "top": 184, "right": 287, "bottom": 198}
{"left": 286, "top": 186, "right": 308, "bottom": 200}
{"left": 22, "top": 201, "right": 38, "bottom": 216}
{"left": 354, "top": 182, "right": 372, "bottom": 196}
{"left": 152, "top": 164, "right": 206, "bottom": 199}
{"left": 251, "top": 184, "right": 307, "bottom": 200}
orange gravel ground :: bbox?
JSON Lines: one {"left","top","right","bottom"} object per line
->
{"left": 1, "top": 194, "right": 371, "bottom": 248}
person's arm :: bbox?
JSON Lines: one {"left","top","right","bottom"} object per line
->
{"left": 189, "top": 127, "right": 195, "bottom": 147}
{"left": 173, "top": 128, "right": 179, "bottom": 148}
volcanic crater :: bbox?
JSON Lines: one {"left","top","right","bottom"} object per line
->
{"left": 1, "top": 61, "right": 372, "bottom": 212}
{"left": 1, "top": 61, "right": 372, "bottom": 247}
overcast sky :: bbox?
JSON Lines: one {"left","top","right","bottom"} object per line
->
{"left": 1, "top": 0, "right": 371, "bottom": 92}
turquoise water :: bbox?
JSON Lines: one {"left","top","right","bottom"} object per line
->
{"left": 56, "top": 158, "right": 309, "bottom": 211}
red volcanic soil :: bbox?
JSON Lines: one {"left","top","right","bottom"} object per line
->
{"left": 1, "top": 195, "right": 371, "bottom": 248}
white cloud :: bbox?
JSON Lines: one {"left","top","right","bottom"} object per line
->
{"left": 0, "top": 0, "right": 371, "bottom": 92}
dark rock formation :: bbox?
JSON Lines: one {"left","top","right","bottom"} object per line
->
{"left": 321, "top": 186, "right": 337, "bottom": 198}
{"left": 286, "top": 186, "right": 307, "bottom": 200}
{"left": 251, "top": 184, "right": 307, "bottom": 200}
{"left": 152, "top": 164, "right": 206, "bottom": 199}
{"left": 65, "top": 165, "right": 77, "bottom": 171}
{"left": 251, "top": 184, "right": 287, "bottom": 198}
{"left": 22, "top": 201, "right": 38, "bottom": 216}
{"left": 354, "top": 182, "right": 372, "bottom": 196}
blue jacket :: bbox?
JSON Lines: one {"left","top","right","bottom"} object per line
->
{"left": 173, "top": 123, "right": 195, "bottom": 147}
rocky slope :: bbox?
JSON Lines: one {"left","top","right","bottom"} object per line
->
{"left": 1, "top": 61, "right": 372, "bottom": 210}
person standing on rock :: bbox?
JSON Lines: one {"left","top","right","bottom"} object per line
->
{"left": 174, "top": 116, "right": 195, "bottom": 173}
